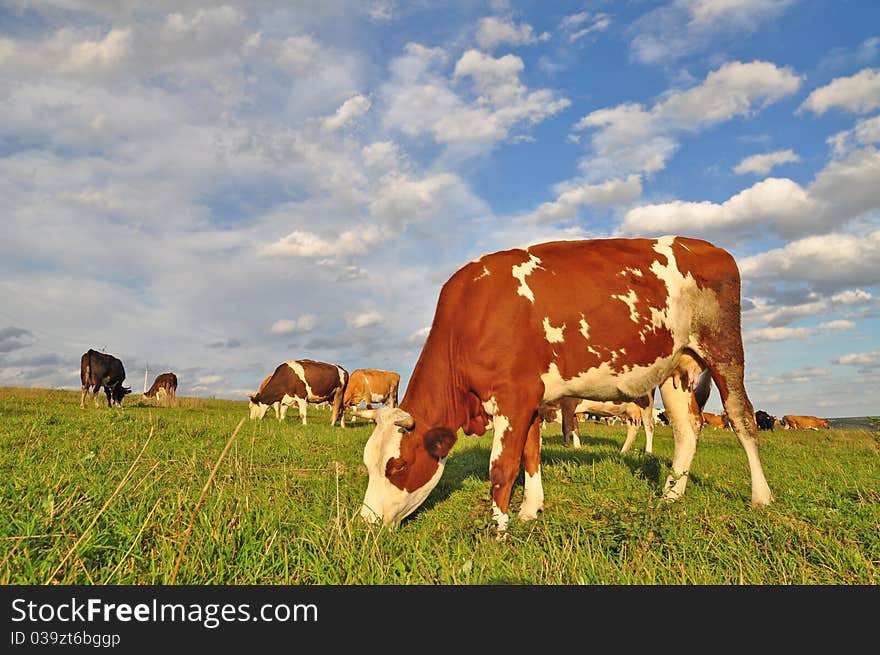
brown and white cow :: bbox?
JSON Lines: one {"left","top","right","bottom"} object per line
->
{"left": 248, "top": 359, "right": 349, "bottom": 426}
{"left": 343, "top": 369, "right": 400, "bottom": 421}
{"left": 360, "top": 236, "right": 773, "bottom": 532}
{"left": 143, "top": 372, "right": 178, "bottom": 407}
{"left": 248, "top": 374, "right": 280, "bottom": 420}
{"left": 781, "top": 414, "right": 830, "bottom": 430}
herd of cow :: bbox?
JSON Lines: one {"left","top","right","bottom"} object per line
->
{"left": 76, "top": 236, "right": 836, "bottom": 535}
{"left": 78, "top": 347, "right": 400, "bottom": 426}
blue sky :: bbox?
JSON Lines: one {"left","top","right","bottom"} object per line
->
{"left": 1, "top": 0, "right": 879, "bottom": 418}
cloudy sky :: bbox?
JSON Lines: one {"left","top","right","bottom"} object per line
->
{"left": 2, "top": 0, "right": 879, "bottom": 418}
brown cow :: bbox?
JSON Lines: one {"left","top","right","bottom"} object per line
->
{"left": 248, "top": 374, "right": 280, "bottom": 420}
{"left": 248, "top": 359, "right": 349, "bottom": 426}
{"left": 143, "top": 372, "right": 178, "bottom": 407}
{"left": 360, "top": 236, "right": 773, "bottom": 533}
{"left": 702, "top": 411, "right": 726, "bottom": 429}
{"left": 781, "top": 415, "right": 830, "bottom": 430}
{"left": 343, "top": 369, "right": 400, "bottom": 422}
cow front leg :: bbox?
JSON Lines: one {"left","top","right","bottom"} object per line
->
{"left": 518, "top": 416, "right": 544, "bottom": 521}
{"left": 80, "top": 386, "right": 87, "bottom": 409}
{"left": 658, "top": 376, "right": 703, "bottom": 500}
{"left": 487, "top": 407, "right": 533, "bottom": 533}
{"left": 297, "top": 398, "right": 308, "bottom": 425}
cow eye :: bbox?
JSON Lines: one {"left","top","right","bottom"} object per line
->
{"left": 386, "top": 458, "right": 407, "bottom": 478}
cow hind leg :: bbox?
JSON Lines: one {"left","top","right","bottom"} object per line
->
{"left": 709, "top": 365, "right": 773, "bottom": 506}
{"left": 658, "top": 376, "right": 702, "bottom": 501}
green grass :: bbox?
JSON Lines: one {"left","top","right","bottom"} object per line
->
{"left": 1, "top": 387, "right": 877, "bottom": 585}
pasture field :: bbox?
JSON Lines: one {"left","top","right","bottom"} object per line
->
{"left": 1, "top": 387, "right": 877, "bottom": 585}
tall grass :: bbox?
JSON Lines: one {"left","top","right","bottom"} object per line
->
{"left": 0, "top": 387, "right": 877, "bottom": 585}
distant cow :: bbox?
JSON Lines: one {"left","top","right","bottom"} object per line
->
{"left": 782, "top": 414, "right": 830, "bottom": 430}
{"left": 143, "top": 372, "right": 178, "bottom": 407}
{"left": 344, "top": 369, "right": 400, "bottom": 422}
{"left": 541, "top": 393, "right": 656, "bottom": 454}
{"left": 248, "top": 359, "right": 349, "bottom": 426}
{"left": 755, "top": 410, "right": 777, "bottom": 431}
{"left": 248, "top": 374, "right": 280, "bottom": 420}
{"left": 702, "top": 411, "right": 726, "bottom": 429}
{"left": 80, "top": 349, "right": 132, "bottom": 408}
{"left": 360, "top": 236, "right": 773, "bottom": 532}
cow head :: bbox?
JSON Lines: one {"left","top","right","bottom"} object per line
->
{"left": 113, "top": 385, "right": 132, "bottom": 406}
{"left": 361, "top": 407, "right": 457, "bottom": 529}
{"left": 247, "top": 394, "right": 270, "bottom": 420}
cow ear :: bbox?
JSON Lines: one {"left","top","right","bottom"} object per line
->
{"left": 423, "top": 427, "right": 457, "bottom": 459}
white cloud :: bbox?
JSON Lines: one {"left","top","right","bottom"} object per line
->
{"left": 799, "top": 68, "right": 880, "bottom": 115}
{"left": 733, "top": 148, "right": 800, "bottom": 175}
{"left": 833, "top": 351, "right": 880, "bottom": 369}
{"left": 270, "top": 314, "right": 321, "bottom": 335}
{"left": 739, "top": 230, "right": 880, "bottom": 291}
{"left": 630, "top": 0, "right": 796, "bottom": 64}
{"left": 746, "top": 326, "right": 815, "bottom": 342}
{"left": 368, "top": 172, "right": 460, "bottom": 226}
{"left": 348, "top": 311, "right": 384, "bottom": 328}
{"left": 619, "top": 145, "right": 880, "bottom": 240}
{"left": 322, "top": 94, "right": 372, "bottom": 131}
{"left": 196, "top": 374, "right": 224, "bottom": 385}
{"left": 559, "top": 12, "right": 611, "bottom": 43}
{"left": 827, "top": 114, "right": 880, "bottom": 156}
{"left": 260, "top": 225, "right": 386, "bottom": 258}
{"left": 572, "top": 61, "right": 802, "bottom": 180}
{"left": 526, "top": 175, "right": 643, "bottom": 223}
{"left": 618, "top": 177, "right": 813, "bottom": 238}
{"left": 382, "top": 42, "right": 569, "bottom": 150}
{"left": 818, "top": 319, "right": 855, "bottom": 331}
{"left": 475, "top": 16, "right": 549, "bottom": 50}
{"left": 61, "top": 27, "right": 132, "bottom": 73}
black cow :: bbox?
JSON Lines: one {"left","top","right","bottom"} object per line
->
{"left": 755, "top": 410, "right": 777, "bottom": 431}
{"left": 80, "top": 349, "right": 132, "bottom": 408}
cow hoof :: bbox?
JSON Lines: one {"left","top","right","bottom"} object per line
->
{"left": 518, "top": 504, "right": 544, "bottom": 522}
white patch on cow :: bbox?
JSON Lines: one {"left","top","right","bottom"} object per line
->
{"left": 511, "top": 254, "right": 542, "bottom": 303}
{"left": 474, "top": 266, "right": 491, "bottom": 281}
{"left": 492, "top": 502, "right": 509, "bottom": 532}
{"left": 489, "top": 409, "right": 509, "bottom": 468}
{"left": 360, "top": 407, "right": 448, "bottom": 528}
{"left": 622, "top": 267, "right": 643, "bottom": 277}
{"left": 542, "top": 317, "right": 565, "bottom": 343}
{"left": 288, "top": 361, "right": 316, "bottom": 399}
{"left": 579, "top": 317, "right": 590, "bottom": 340}
{"left": 482, "top": 397, "right": 498, "bottom": 415}
{"left": 612, "top": 288, "right": 640, "bottom": 323}
{"left": 540, "top": 358, "right": 674, "bottom": 404}
{"left": 519, "top": 465, "right": 543, "bottom": 521}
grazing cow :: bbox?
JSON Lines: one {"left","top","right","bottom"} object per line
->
{"left": 248, "top": 374, "right": 280, "bottom": 420}
{"left": 781, "top": 414, "right": 830, "bottom": 430}
{"left": 702, "top": 411, "right": 726, "bottom": 429}
{"left": 343, "top": 369, "right": 401, "bottom": 421}
{"left": 248, "top": 359, "right": 349, "bottom": 426}
{"left": 755, "top": 410, "right": 777, "bottom": 431}
{"left": 360, "top": 236, "right": 773, "bottom": 532}
{"left": 143, "top": 372, "right": 178, "bottom": 407}
{"left": 80, "top": 349, "right": 132, "bottom": 408}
